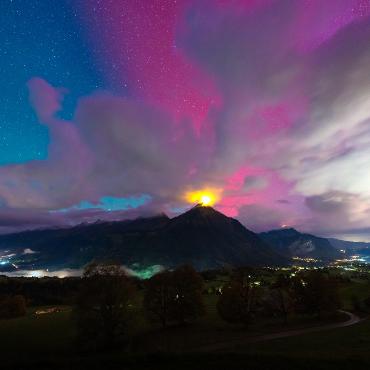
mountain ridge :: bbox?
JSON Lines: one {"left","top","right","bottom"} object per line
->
{"left": 0, "top": 205, "right": 287, "bottom": 272}
{"left": 260, "top": 228, "right": 342, "bottom": 261}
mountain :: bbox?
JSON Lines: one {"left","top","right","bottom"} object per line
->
{"left": 328, "top": 238, "right": 370, "bottom": 256}
{"left": 0, "top": 205, "right": 287, "bottom": 272}
{"left": 157, "top": 205, "right": 287, "bottom": 269}
{"left": 260, "top": 228, "right": 342, "bottom": 261}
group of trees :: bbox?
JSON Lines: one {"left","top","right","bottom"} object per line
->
{"left": 291, "top": 270, "right": 340, "bottom": 318}
{"left": 0, "top": 275, "right": 80, "bottom": 305}
{"left": 143, "top": 265, "right": 204, "bottom": 328}
{"left": 0, "top": 263, "right": 343, "bottom": 350}
{"left": 73, "top": 263, "right": 205, "bottom": 349}
{"left": 217, "top": 268, "right": 341, "bottom": 326}
{"left": 73, "top": 263, "right": 343, "bottom": 350}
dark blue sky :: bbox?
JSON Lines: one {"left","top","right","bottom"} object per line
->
{"left": 0, "top": 0, "right": 103, "bottom": 164}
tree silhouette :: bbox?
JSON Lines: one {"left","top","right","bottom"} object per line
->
{"left": 143, "top": 271, "right": 173, "bottom": 328}
{"left": 217, "top": 268, "right": 260, "bottom": 327}
{"left": 74, "top": 262, "right": 135, "bottom": 349}
{"left": 143, "top": 265, "right": 204, "bottom": 327}
{"left": 292, "top": 271, "right": 341, "bottom": 318}
{"left": 170, "top": 265, "right": 205, "bottom": 325}
{"left": 268, "top": 273, "right": 294, "bottom": 324}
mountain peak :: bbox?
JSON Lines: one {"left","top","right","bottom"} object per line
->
{"left": 174, "top": 204, "right": 228, "bottom": 224}
{"left": 260, "top": 227, "right": 342, "bottom": 261}
{"left": 190, "top": 203, "right": 217, "bottom": 212}
{"left": 264, "top": 227, "right": 300, "bottom": 235}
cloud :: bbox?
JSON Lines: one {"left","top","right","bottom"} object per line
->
{"left": 0, "top": 78, "right": 211, "bottom": 230}
{"left": 0, "top": 79, "right": 93, "bottom": 210}
{"left": 243, "top": 176, "right": 268, "bottom": 191}
{"left": 23, "top": 248, "right": 37, "bottom": 255}
{"left": 303, "top": 191, "right": 370, "bottom": 236}
{"left": 27, "top": 77, "right": 66, "bottom": 123}
{"left": 73, "top": 94, "right": 207, "bottom": 198}
{"left": 179, "top": 1, "right": 370, "bottom": 237}
{"left": 238, "top": 204, "right": 287, "bottom": 232}
{"left": 305, "top": 193, "right": 350, "bottom": 214}
{"left": 0, "top": 204, "right": 164, "bottom": 234}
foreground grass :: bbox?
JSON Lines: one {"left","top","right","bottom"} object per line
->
{"left": 1, "top": 353, "right": 370, "bottom": 370}
{"left": 236, "top": 317, "right": 370, "bottom": 360}
{"left": 0, "top": 306, "right": 75, "bottom": 358}
{"left": 0, "top": 302, "right": 368, "bottom": 369}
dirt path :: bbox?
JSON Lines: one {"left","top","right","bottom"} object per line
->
{"left": 195, "top": 310, "right": 362, "bottom": 352}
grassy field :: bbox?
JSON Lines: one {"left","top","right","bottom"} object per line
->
{"left": 0, "top": 306, "right": 75, "bottom": 359}
{"left": 0, "top": 309, "right": 369, "bottom": 369}
{"left": 0, "top": 275, "right": 369, "bottom": 369}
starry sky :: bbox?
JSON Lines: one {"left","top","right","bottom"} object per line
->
{"left": 1, "top": 0, "right": 370, "bottom": 240}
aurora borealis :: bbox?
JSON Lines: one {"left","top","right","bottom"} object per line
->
{"left": 1, "top": 0, "right": 370, "bottom": 240}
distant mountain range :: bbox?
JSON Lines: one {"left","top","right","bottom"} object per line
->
{"left": 0, "top": 205, "right": 364, "bottom": 274}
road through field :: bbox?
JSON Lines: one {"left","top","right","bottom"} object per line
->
{"left": 195, "top": 310, "right": 362, "bottom": 352}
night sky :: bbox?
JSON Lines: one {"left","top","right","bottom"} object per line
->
{"left": 1, "top": 0, "right": 370, "bottom": 240}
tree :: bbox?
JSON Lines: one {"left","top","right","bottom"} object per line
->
{"left": 267, "top": 274, "right": 294, "bottom": 324}
{"left": 292, "top": 271, "right": 341, "bottom": 318}
{"left": 143, "top": 265, "right": 205, "bottom": 327}
{"left": 217, "top": 268, "right": 260, "bottom": 327}
{"left": 170, "top": 265, "right": 205, "bottom": 324}
{"left": 143, "top": 271, "right": 173, "bottom": 328}
{"left": 73, "top": 262, "right": 135, "bottom": 349}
